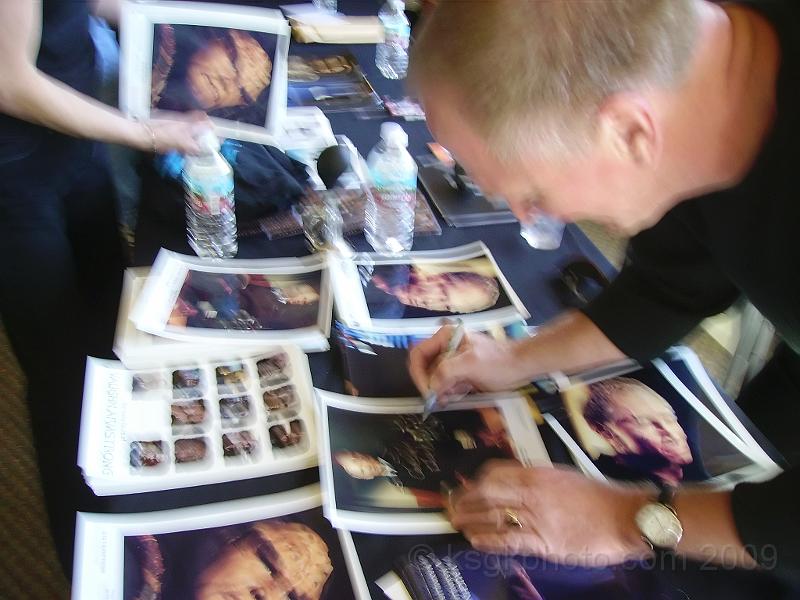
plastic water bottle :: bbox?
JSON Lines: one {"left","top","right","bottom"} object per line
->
{"left": 365, "top": 122, "right": 418, "bottom": 254}
{"left": 312, "top": 0, "right": 337, "bottom": 13}
{"left": 376, "top": 0, "right": 410, "bottom": 79}
{"left": 183, "top": 132, "right": 238, "bottom": 258}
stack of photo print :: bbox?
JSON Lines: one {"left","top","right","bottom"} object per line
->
{"left": 76, "top": 239, "right": 783, "bottom": 599}
{"left": 79, "top": 348, "right": 317, "bottom": 497}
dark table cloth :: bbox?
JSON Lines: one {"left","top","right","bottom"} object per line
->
{"left": 112, "top": 2, "right": 797, "bottom": 597}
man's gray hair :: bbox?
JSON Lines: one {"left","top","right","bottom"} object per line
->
{"left": 409, "top": 0, "right": 701, "bottom": 160}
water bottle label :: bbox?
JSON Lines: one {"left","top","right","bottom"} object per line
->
{"left": 372, "top": 172, "right": 417, "bottom": 189}
{"left": 185, "top": 177, "right": 234, "bottom": 216}
{"left": 384, "top": 24, "right": 410, "bottom": 49}
{"left": 373, "top": 187, "right": 416, "bottom": 210}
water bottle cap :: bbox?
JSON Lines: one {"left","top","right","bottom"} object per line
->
{"left": 380, "top": 122, "right": 408, "bottom": 147}
{"left": 197, "top": 131, "right": 221, "bottom": 154}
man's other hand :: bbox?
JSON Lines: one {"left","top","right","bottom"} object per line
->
{"left": 447, "top": 461, "right": 650, "bottom": 565}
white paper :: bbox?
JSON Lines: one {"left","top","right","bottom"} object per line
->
{"left": 78, "top": 347, "right": 317, "bottom": 495}
{"left": 130, "top": 249, "right": 332, "bottom": 351}
{"left": 542, "top": 351, "right": 781, "bottom": 491}
{"left": 73, "top": 485, "right": 357, "bottom": 600}
{"left": 115, "top": 268, "right": 260, "bottom": 368}
{"left": 331, "top": 241, "right": 530, "bottom": 333}
{"left": 316, "top": 389, "right": 550, "bottom": 534}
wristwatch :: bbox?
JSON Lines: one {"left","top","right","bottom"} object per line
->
{"left": 634, "top": 486, "right": 683, "bottom": 550}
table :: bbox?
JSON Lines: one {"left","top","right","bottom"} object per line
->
{"left": 118, "top": 5, "right": 794, "bottom": 598}
{"left": 124, "top": 32, "right": 611, "bottom": 510}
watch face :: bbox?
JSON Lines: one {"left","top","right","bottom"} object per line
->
{"left": 635, "top": 503, "right": 683, "bottom": 549}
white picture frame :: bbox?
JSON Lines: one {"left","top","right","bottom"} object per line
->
{"left": 120, "top": 0, "right": 290, "bottom": 144}
{"left": 78, "top": 347, "right": 318, "bottom": 495}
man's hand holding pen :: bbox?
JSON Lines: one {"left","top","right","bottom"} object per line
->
{"left": 408, "top": 323, "right": 531, "bottom": 406}
{"left": 409, "top": 323, "right": 655, "bottom": 566}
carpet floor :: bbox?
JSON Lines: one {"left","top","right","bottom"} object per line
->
{"left": 0, "top": 323, "right": 69, "bottom": 599}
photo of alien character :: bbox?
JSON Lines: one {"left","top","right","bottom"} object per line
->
{"left": 123, "top": 508, "right": 354, "bottom": 600}
{"left": 151, "top": 24, "right": 278, "bottom": 127}
{"left": 167, "top": 270, "right": 322, "bottom": 331}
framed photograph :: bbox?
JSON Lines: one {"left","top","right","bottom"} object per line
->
{"left": 73, "top": 485, "right": 357, "bottom": 599}
{"left": 542, "top": 353, "right": 780, "bottom": 490}
{"left": 316, "top": 390, "right": 550, "bottom": 534}
{"left": 120, "top": 0, "right": 290, "bottom": 143}
{"left": 79, "top": 348, "right": 317, "bottom": 495}
{"left": 130, "top": 250, "right": 333, "bottom": 352}
{"left": 331, "top": 242, "right": 530, "bottom": 332}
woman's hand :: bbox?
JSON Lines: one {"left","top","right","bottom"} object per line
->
{"left": 135, "top": 111, "right": 212, "bottom": 155}
{"left": 447, "top": 461, "right": 650, "bottom": 565}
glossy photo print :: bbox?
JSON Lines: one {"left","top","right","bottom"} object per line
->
{"left": 329, "top": 407, "right": 515, "bottom": 513}
{"left": 362, "top": 259, "right": 512, "bottom": 320}
{"left": 151, "top": 24, "right": 278, "bottom": 126}
{"left": 334, "top": 321, "right": 529, "bottom": 398}
{"left": 317, "top": 391, "right": 549, "bottom": 534}
{"left": 122, "top": 508, "right": 349, "bottom": 600}
{"left": 331, "top": 242, "right": 529, "bottom": 332}
{"left": 131, "top": 250, "right": 332, "bottom": 350}
{"left": 340, "top": 528, "right": 784, "bottom": 600}
{"left": 169, "top": 270, "right": 323, "bottom": 332}
{"left": 73, "top": 488, "right": 356, "bottom": 599}
{"left": 286, "top": 52, "right": 381, "bottom": 112}
{"left": 547, "top": 361, "right": 779, "bottom": 489}
{"left": 343, "top": 531, "right": 661, "bottom": 600}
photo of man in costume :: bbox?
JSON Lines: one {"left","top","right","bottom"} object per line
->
{"left": 575, "top": 377, "right": 694, "bottom": 487}
{"left": 561, "top": 367, "right": 768, "bottom": 489}
{"left": 168, "top": 270, "right": 321, "bottom": 331}
{"left": 330, "top": 408, "right": 514, "bottom": 512}
{"left": 151, "top": 24, "right": 277, "bottom": 126}
{"left": 286, "top": 53, "right": 379, "bottom": 111}
{"left": 123, "top": 510, "right": 354, "bottom": 600}
{"left": 363, "top": 258, "right": 511, "bottom": 320}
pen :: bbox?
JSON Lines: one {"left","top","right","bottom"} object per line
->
{"left": 422, "top": 319, "right": 466, "bottom": 421}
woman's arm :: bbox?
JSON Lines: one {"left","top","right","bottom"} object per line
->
{"left": 91, "top": 0, "right": 121, "bottom": 24}
{"left": 0, "top": 0, "right": 204, "bottom": 154}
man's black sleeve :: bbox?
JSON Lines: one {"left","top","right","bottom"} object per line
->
{"left": 732, "top": 470, "right": 800, "bottom": 574}
{"left": 582, "top": 208, "right": 740, "bottom": 361}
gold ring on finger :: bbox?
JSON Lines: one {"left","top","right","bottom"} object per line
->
{"left": 504, "top": 508, "right": 523, "bottom": 529}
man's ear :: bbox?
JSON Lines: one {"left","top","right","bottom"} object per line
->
{"left": 596, "top": 94, "right": 660, "bottom": 166}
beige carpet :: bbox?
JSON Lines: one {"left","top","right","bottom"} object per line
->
{"left": 0, "top": 323, "right": 69, "bottom": 600}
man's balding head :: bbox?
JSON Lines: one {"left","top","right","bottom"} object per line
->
{"left": 410, "top": 0, "right": 700, "bottom": 160}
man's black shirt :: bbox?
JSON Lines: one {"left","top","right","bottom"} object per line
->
{"left": 583, "top": 0, "right": 800, "bottom": 574}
